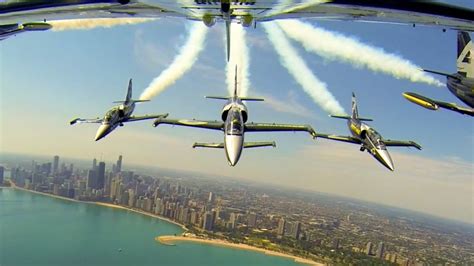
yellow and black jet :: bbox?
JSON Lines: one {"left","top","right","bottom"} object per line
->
{"left": 404, "top": 31, "right": 474, "bottom": 116}
{"left": 316, "top": 93, "right": 422, "bottom": 171}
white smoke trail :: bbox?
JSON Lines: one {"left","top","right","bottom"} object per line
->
{"left": 49, "top": 18, "right": 156, "bottom": 31}
{"left": 263, "top": 22, "right": 345, "bottom": 115}
{"left": 226, "top": 24, "right": 250, "bottom": 97}
{"left": 140, "top": 23, "right": 208, "bottom": 100}
{"left": 278, "top": 19, "right": 444, "bottom": 87}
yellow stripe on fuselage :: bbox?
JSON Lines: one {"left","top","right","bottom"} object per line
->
{"left": 403, "top": 93, "right": 437, "bottom": 110}
{"left": 350, "top": 123, "right": 361, "bottom": 136}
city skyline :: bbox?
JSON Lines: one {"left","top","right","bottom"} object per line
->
{"left": 2, "top": 153, "right": 472, "bottom": 265}
{"left": 1, "top": 3, "right": 472, "bottom": 224}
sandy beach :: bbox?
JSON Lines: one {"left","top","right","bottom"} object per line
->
{"left": 157, "top": 235, "right": 324, "bottom": 266}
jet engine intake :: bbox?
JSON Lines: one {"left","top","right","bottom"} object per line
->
{"left": 240, "top": 15, "right": 253, "bottom": 27}
{"left": 202, "top": 14, "right": 216, "bottom": 27}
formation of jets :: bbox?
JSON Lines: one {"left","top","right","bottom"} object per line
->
{"left": 1, "top": 0, "right": 473, "bottom": 169}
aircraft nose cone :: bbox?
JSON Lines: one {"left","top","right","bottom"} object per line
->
{"left": 225, "top": 135, "right": 243, "bottom": 166}
{"left": 95, "top": 124, "right": 110, "bottom": 141}
{"left": 376, "top": 149, "right": 394, "bottom": 171}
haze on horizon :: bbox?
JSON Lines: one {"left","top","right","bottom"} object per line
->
{"left": 0, "top": 11, "right": 472, "bottom": 223}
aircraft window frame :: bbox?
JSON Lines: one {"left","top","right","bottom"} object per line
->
{"left": 226, "top": 110, "right": 243, "bottom": 136}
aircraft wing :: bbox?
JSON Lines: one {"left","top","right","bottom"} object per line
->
{"left": 243, "top": 141, "right": 276, "bottom": 149}
{"left": 153, "top": 118, "right": 224, "bottom": 131}
{"left": 403, "top": 92, "right": 474, "bottom": 116}
{"left": 193, "top": 142, "right": 224, "bottom": 149}
{"left": 383, "top": 140, "right": 422, "bottom": 150}
{"left": 125, "top": 113, "right": 169, "bottom": 123}
{"left": 70, "top": 118, "right": 102, "bottom": 125}
{"left": 433, "top": 101, "right": 474, "bottom": 116}
{"left": 315, "top": 133, "right": 362, "bottom": 144}
{"left": 262, "top": 0, "right": 474, "bottom": 32}
{"left": 1, "top": 1, "right": 473, "bottom": 32}
{"left": 245, "top": 122, "right": 317, "bottom": 138}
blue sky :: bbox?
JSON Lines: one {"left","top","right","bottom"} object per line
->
{"left": 0, "top": 2, "right": 473, "bottom": 223}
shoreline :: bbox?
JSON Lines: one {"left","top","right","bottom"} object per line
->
{"left": 157, "top": 235, "right": 324, "bottom": 266}
{"left": 9, "top": 185, "right": 322, "bottom": 265}
{"left": 9, "top": 185, "right": 186, "bottom": 231}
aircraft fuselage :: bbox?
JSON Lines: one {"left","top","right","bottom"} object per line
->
{"left": 348, "top": 119, "right": 394, "bottom": 171}
{"left": 95, "top": 102, "right": 135, "bottom": 141}
{"left": 222, "top": 99, "right": 246, "bottom": 166}
{"left": 447, "top": 74, "right": 474, "bottom": 108}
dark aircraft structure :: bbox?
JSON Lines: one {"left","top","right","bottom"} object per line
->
{"left": 315, "top": 93, "right": 422, "bottom": 171}
{"left": 70, "top": 79, "right": 168, "bottom": 141}
{"left": 0, "top": 22, "right": 51, "bottom": 40}
{"left": 404, "top": 31, "right": 474, "bottom": 116}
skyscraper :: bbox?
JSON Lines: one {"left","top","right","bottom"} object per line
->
{"left": 376, "top": 242, "right": 385, "bottom": 259}
{"left": 92, "top": 158, "right": 97, "bottom": 170}
{"left": 247, "top": 213, "right": 257, "bottom": 227}
{"left": 208, "top": 192, "right": 214, "bottom": 203}
{"left": 87, "top": 170, "right": 97, "bottom": 189}
{"left": 229, "top": 213, "right": 237, "bottom": 229}
{"left": 97, "top": 162, "right": 105, "bottom": 190}
{"left": 366, "top": 242, "right": 374, "bottom": 255}
{"left": 277, "top": 218, "right": 286, "bottom": 236}
{"left": 116, "top": 155, "right": 123, "bottom": 173}
{"left": 203, "top": 211, "right": 214, "bottom": 231}
{"left": 0, "top": 166, "right": 4, "bottom": 185}
{"left": 52, "top": 155, "right": 59, "bottom": 174}
{"left": 291, "top": 222, "right": 301, "bottom": 239}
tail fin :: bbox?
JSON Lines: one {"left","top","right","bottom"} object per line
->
{"left": 234, "top": 65, "right": 238, "bottom": 97}
{"left": 351, "top": 92, "right": 359, "bottom": 120}
{"left": 113, "top": 79, "right": 150, "bottom": 104}
{"left": 457, "top": 31, "right": 473, "bottom": 78}
{"left": 226, "top": 20, "right": 231, "bottom": 62}
{"left": 125, "top": 79, "right": 133, "bottom": 104}
{"left": 329, "top": 93, "right": 372, "bottom": 121}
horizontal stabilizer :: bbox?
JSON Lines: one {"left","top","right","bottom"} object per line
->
{"left": 243, "top": 141, "right": 276, "bottom": 148}
{"left": 423, "top": 69, "right": 459, "bottom": 80}
{"left": 330, "top": 114, "right": 372, "bottom": 121}
{"left": 205, "top": 96, "right": 264, "bottom": 101}
{"left": 240, "top": 97, "right": 264, "bottom": 102}
{"left": 192, "top": 143, "right": 224, "bottom": 149}
{"left": 113, "top": 99, "right": 150, "bottom": 103}
{"left": 205, "top": 96, "right": 230, "bottom": 100}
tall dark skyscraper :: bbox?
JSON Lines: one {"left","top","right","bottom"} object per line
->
{"left": 97, "top": 162, "right": 105, "bottom": 190}
{"left": 116, "top": 155, "right": 122, "bottom": 173}
{"left": 92, "top": 158, "right": 97, "bottom": 170}
{"left": 53, "top": 155, "right": 59, "bottom": 174}
{"left": 0, "top": 166, "right": 4, "bottom": 185}
{"left": 87, "top": 170, "right": 97, "bottom": 189}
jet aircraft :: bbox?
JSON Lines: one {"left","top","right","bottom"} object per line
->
{"left": 403, "top": 31, "right": 474, "bottom": 116}
{"left": 1, "top": 1, "right": 473, "bottom": 61}
{"left": 0, "top": 21, "right": 51, "bottom": 40}
{"left": 152, "top": 68, "right": 317, "bottom": 166}
{"left": 70, "top": 79, "right": 168, "bottom": 141}
{"left": 315, "top": 93, "right": 422, "bottom": 171}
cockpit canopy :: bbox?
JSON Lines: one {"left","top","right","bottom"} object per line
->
{"left": 367, "top": 128, "right": 385, "bottom": 149}
{"left": 225, "top": 108, "right": 243, "bottom": 136}
{"left": 104, "top": 107, "right": 118, "bottom": 123}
